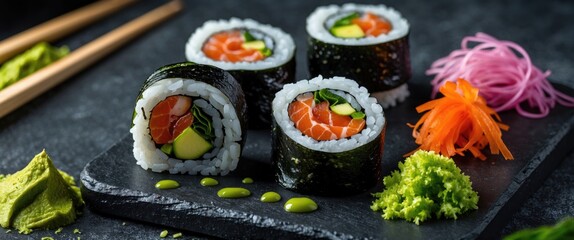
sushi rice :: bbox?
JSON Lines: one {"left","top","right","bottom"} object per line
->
{"left": 131, "top": 78, "right": 242, "bottom": 176}
{"left": 272, "top": 75, "right": 385, "bottom": 153}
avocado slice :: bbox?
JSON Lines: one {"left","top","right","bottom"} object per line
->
{"left": 330, "top": 24, "right": 365, "bottom": 38}
{"left": 241, "top": 40, "right": 266, "bottom": 50}
{"left": 173, "top": 127, "right": 213, "bottom": 160}
{"left": 330, "top": 103, "right": 356, "bottom": 116}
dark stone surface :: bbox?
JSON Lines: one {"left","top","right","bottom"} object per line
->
{"left": 1, "top": 0, "right": 573, "bottom": 239}
{"left": 80, "top": 82, "right": 574, "bottom": 240}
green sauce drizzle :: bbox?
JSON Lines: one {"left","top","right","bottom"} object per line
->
{"left": 284, "top": 197, "right": 318, "bottom": 213}
{"left": 242, "top": 177, "right": 254, "bottom": 184}
{"left": 155, "top": 180, "right": 180, "bottom": 190}
{"left": 200, "top": 177, "right": 219, "bottom": 186}
{"left": 217, "top": 187, "right": 251, "bottom": 199}
{"left": 260, "top": 192, "right": 281, "bottom": 203}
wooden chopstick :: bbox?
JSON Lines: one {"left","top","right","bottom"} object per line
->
{"left": 0, "top": 0, "right": 184, "bottom": 118}
{"left": 0, "top": 0, "right": 136, "bottom": 64}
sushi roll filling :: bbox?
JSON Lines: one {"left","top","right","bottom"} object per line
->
{"left": 202, "top": 28, "right": 274, "bottom": 62}
{"left": 326, "top": 11, "right": 392, "bottom": 38}
{"left": 288, "top": 89, "right": 366, "bottom": 141}
{"left": 149, "top": 95, "right": 215, "bottom": 159}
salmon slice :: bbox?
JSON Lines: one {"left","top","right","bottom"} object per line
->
{"left": 352, "top": 12, "right": 392, "bottom": 37}
{"left": 172, "top": 112, "right": 193, "bottom": 140}
{"left": 288, "top": 93, "right": 366, "bottom": 141}
{"left": 149, "top": 95, "right": 192, "bottom": 144}
{"left": 202, "top": 31, "right": 264, "bottom": 62}
{"left": 312, "top": 101, "right": 352, "bottom": 127}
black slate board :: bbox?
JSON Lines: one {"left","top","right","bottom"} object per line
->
{"left": 80, "top": 83, "right": 574, "bottom": 240}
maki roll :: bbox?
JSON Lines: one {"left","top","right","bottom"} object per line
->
{"left": 272, "top": 76, "right": 386, "bottom": 196}
{"left": 307, "top": 4, "right": 411, "bottom": 108}
{"left": 131, "top": 62, "right": 247, "bottom": 176}
{"left": 185, "top": 18, "right": 296, "bottom": 129}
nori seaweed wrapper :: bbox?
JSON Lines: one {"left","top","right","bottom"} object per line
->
{"left": 134, "top": 62, "right": 247, "bottom": 143}
{"left": 307, "top": 34, "right": 411, "bottom": 92}
{"left": 229, "top": 56, "right": 296, "bottom": 129}
{"left": 272, "top": 120, "right": 386, "bottom": 196}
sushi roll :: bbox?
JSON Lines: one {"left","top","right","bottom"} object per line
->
{"left": 130, "top": 62, "right": 247, "bottom": 176}
{"left": 185, "top": 18, "right": 296, "bottom": 129}
{"left": 272, "top": 76, "right": 386, "bottom": 196}
{"left": 306, "top": 4, "right": 411, "bottom": 108}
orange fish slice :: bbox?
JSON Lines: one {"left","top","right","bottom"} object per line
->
{"left": 352, "top": 12, "right": 392, "bottom": 37}
{"left": 288, "top": 93, "right": 365, "bottom": 141}
{"left": 202, "top": 31, "right": 264, "bottom": 62}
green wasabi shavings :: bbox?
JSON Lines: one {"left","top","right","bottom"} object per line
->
{"left": 41, "top": 237, "right": 54, "bottom": 240}
{"left": 173, "top": 232, "right": 183, "bottom": 238}
{"left": 503, "top": 217, "right": 574, "bottom": 240}
{"left": 160, "top": 229, "right": 169, "bottom": 238}
{"left": 54, "top": 227, "right": 63, "bottom": 234}
{"left": 73, "top": 228, "right": 81, "bottom": 234}
{"left": 0, "top": 42, "right": 69, "bottom": 90}
{"left": 371, "top": 150, "right": 479, "bottom": 225}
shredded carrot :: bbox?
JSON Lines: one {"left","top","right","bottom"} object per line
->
{"left": 406, "top": 79, "right": 513, "bottom": 160}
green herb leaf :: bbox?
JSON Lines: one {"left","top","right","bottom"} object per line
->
{"left": 333, "top": 12, "right": 360, "bottom": 28}
{"left": 260, "top": 48, "right": 272, "bottom": 57}
{"left": 242, "top": 30, "right": 256, "bottom": 42}
{"left": 314, "top": 89, "right": 348, "bottom": 106}
{"left": 351, "top": 111, "right": 366, "bottom": 119}
{"left": 191, "top": 105, "right": 215, "bottom": 141}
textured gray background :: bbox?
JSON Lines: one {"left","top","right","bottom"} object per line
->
{"left": 0, "top": 0, "right": 573, "bottom": 239}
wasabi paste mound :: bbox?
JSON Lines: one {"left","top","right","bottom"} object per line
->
{"left": 0, "top": 42, "right": 69, "bottom": 90}
{"left": 0, "top": 150, "right": 83, "bottom": 234}
{"left": 371, "top": 150, "right": 478, "bottom": 225}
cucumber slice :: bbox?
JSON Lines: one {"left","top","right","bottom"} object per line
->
{"left": 173, "top": 127, "right": 213, "bottom": 160}
{"left": 160, "top": 144, "right": 173, "bottom": 155}
{"left": 241, "top": 40, "right": 266, "bottom": 50}
{"left": 351, "top": 111, "right": 366, "bottom": 119}
{"left": 330, "top": 103, "right": 356, "bottom": 116}
{"left": 331, "top": 24, "right": 365, "bottom": 38}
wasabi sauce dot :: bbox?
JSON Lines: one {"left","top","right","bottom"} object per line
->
{"left": 260, "top": 192, "right": 281, "bottom": 203}
{"left": 217, "top": 187, "right": 251, "bottom": 198}
{"left": 284, "top": 197, "right": 318, "bottom": 213}
{"left": 200, "top": 177, "right": 218, "bottom": 186}
{"left": 160, "top": 230, "right": 168, "bottom": 238}
{"left": 242, "top": 177, "right": 254, "bottom": 184}
{"left": 155, "top": 180, "right": 180, "bottom": 190}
